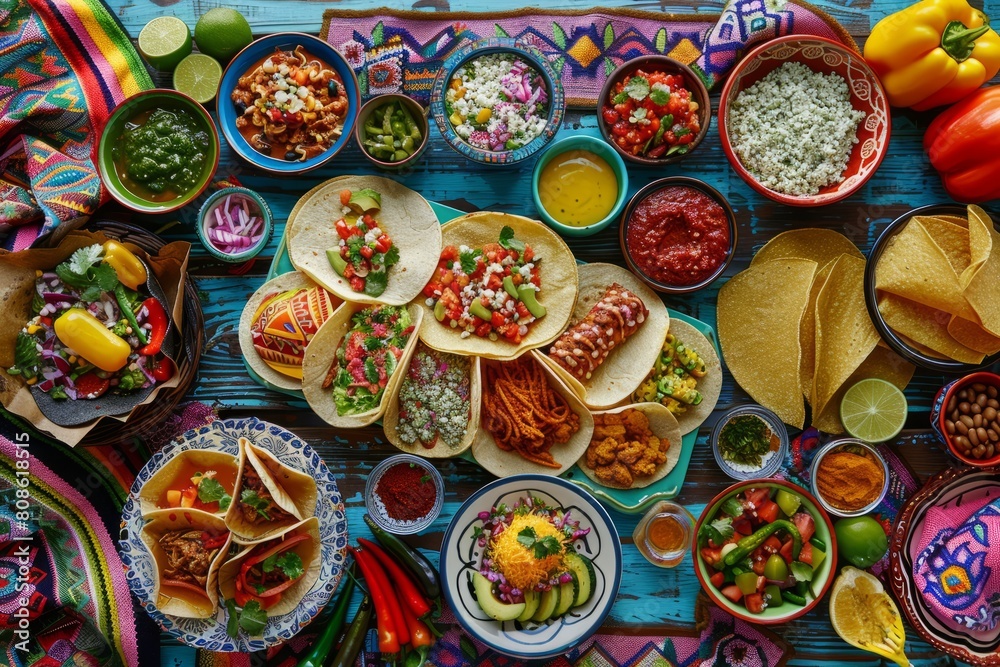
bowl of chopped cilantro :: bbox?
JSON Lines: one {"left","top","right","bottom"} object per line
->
{"left": 711, "top": 404, "right": 789, "bottom": 481}
{"left": 98, "top": 89, "right": 220, "bottom": 214}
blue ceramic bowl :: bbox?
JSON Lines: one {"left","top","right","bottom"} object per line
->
{"left": 216, "top": 32, "right": 360, "bottom": 174}
{"left": 430, "top": 38, "right": 565, "bottom": 166}
{"left": 531, "top": 135, "right": 628, "bottom": 238}
{"left": 196, "top": 187, "right": 273, "bottom": 263}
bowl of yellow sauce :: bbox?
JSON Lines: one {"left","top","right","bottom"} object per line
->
{"left": 532, "top": 135, "right": 628, "bottom": 237}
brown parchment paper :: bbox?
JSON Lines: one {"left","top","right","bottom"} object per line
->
{"left": 0, "top": 230, "right": 190, "bottom": 446}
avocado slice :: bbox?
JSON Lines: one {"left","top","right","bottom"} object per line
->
{"left": 348, "top": 188, "right": 382, "bottom": 213}
{"left": 516, "top": 589, "right": 540, "bottom": 623}
{"left": 532, "top": 586, "right": 559, "bottom": 622}
{"left": 554, "top": 576, "right": 577, "bottom": 617}
{"left": 472, "top": 572, "right": 525, "bottom": 622}
{"left": 433, "top": 300, "right": 447, "bottom": 322}
{"left": 517, "top": 285, "right": 546, "bottom": 319}
{"left": 326, "top": 248, "right": 348, "bottom": 276}
{"left": 469, "top": 299, "right": 493, "bottom": 322}
{"left": 564, "top": 552, "right": 594, "bottom": 606}
{"left": 502, "top": 275, "right": 519, "bottom": 298}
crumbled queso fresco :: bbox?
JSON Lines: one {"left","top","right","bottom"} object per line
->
{"left": 445, "top": 53, "right": 549, "bottom": 152}
{"left": 728, "top": 61, "right": 865, "bottom": 196}
{"left": 396, "top": 349, "right": 471, "bottom": 448}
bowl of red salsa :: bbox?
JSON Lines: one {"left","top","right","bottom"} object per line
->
{"left": 365, "top": 454, "right": 444, "bottom": 535}
{"left": 598, "top": 55, "right": 711, "bottom": 166}
{"left": 619, "top": 177, "right": 736, "bottom": 294}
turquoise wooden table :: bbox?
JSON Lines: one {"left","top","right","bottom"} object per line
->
{"left": 108, "top": 0, "right": 999, "bottom": 664}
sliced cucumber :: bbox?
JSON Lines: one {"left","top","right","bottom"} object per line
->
{"left": 517, "top": 589, "right": 540, "bottom": 622}
{"left": 532, "top": 585, "right": 560, "bottom": 622}
{"left": 472, "top": 572, "right": 524, "bottom": 621}
{"left": 564, "top": 552, "right": 594, "bottom": 606}
{"left": 554, "top": 575, "right": 577, "bottom": 617}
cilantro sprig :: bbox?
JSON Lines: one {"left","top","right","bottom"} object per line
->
{"left": 56, "top": 245, "right": 120, "bottom": 302}
{"left": 198, "top": 477, "right": 232, "bottom": 511}
{"left": 517, "top": 526, "right": 563, "bottom": 559}
{"left": 697, "top": 516, "right": 734, "bottom": 547}
{"left": 225, "top": 599, "right": 268, "bottom": 638}
{"left": 498, "top": 226, "right": 526, "bottom": 255}
{"left": 262, "top": 551, "right": 304, "bottom": 581}
{"left": 240, "top": 489, "right": 272, "bottom": 520}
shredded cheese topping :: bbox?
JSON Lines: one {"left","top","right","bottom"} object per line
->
{"left": 488, "top": 514, "right": 567, "bottom": 590}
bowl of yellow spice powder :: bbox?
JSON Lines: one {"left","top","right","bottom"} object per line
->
{"left": 810, "top": 439, "right": 889, "bottom": 517}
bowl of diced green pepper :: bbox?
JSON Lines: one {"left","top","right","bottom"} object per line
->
{"left": 354, "top": 94, "right": 429, "bottom": 169}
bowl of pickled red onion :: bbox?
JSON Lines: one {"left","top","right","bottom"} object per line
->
{"left": 196, "top": 187, "right": 273, "bottom": 262}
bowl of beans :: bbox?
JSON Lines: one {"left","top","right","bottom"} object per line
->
{"left": 365, "top": 454, "right": 444, "bottom": 535}
{"left": 932, "top": 372, "right": 1000, "bottom": 466}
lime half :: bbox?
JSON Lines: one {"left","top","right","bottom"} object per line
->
{"left": 138, "top": 16, "right": 192, "bottom": 72}
{"left": 839, "top": 378, "right": 907, "bottom": 442}
{"left": 173, "top": 53, "right": 222, "bottom": 104}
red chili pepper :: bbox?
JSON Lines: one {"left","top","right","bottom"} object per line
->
{"left": 357, "top": 538, "right": 431, "bottom": 618}
{"left": 150, "top": 357, "right": 174, "bottom": 382}
{"left": 138, "top": 298, "right": 169, "bottom": 356}
{"left": 354, "top": 546, "right": 410, "bottom": 645}
{"left": 348, "top": 546, "right": 401, "bottom": 653}
{"left": 400, "top": 598, "right": 434, "bottom": 649}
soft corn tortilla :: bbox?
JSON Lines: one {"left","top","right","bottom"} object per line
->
{"left": 287, "top": 175, "right": 442, "bottom": 306}
{"left": 382, "top": 345, "right": 481, "bottom": 458}
{"left": 471, "top": 352, "right": 594, "bottom": 477}
{"left": 225, "top": 437, "right": 314, "bottom": 541}
{"left": 647, "top": 319, "right": 723, "bottom": 436}
{"left": 414, "top": 212, "right": 578, "bottom": 361}
{"left": 537, "top": 263, "right": 670, "bottom": 410}
{"left": 301, "top": 302, "right": 422, "bottom": 428}
{"left": 239, "top": 272, "right": 343, "bottom": 391}
{"left": 577, "top": 402, "right": 683, "bottom": 490}
{"left": 718, "top": 258, "right": 817, "bottom": 428}
{"left": 801, "top": 261, "right": 834, "bottom": 404}
{"left": 140, "top": 508, "right": 231, "bottom": 619}
{"left": 139, "top": 449, "right": 239, "bottom": 517}
{"left": 219, "top": 517, "right": 322, "bottom": 617}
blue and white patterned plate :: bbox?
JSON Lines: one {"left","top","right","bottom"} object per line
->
{"left": 119, "top": 417, "right": 349, "bottom": 652}
{"left": 440, "top": 475, "right": 621, "bottom": 659}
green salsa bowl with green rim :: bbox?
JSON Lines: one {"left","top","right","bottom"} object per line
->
{"left": 98, "top": 89, "right": 220, "bottom": 214}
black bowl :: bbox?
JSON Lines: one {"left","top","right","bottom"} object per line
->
{"left": 864, "top": 204, "right": 1000, "bottom": 374}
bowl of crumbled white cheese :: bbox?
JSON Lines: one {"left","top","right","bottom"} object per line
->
{"left": 430, "top": 37, "right": 565, "bottom": 166}
{"left": 718, "top": 36, "right": 891, "bottom": 207}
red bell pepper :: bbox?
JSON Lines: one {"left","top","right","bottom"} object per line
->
{"left": 138, "top": 297, "right": 169, "bottom": 356}
{"left": 924, "top": 85, "right": 1000, "bottom": 203}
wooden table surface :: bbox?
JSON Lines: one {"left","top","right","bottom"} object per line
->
{"left": 108, "top": 0, "right": 1000, "bottom": 665}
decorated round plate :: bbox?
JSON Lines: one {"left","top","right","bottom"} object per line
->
{"left": 440, "top": 474, "right": 621, "bottom": 659}
{"left": 889, "top": 465, "right": 1000, "bottom": 666}
{"left": 119, "top": 417, "right": 349, "bottom": 652}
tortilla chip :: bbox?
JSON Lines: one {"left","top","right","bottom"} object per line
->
{"left": 912, "top": 215, "right": 971, "bottom": 275}
{"left": 287, "top": 175, "right": 442, "bottom": 306}
{"left": 140, "top": 509, "right": 231, "bottom": 619}
{"left": 301, "top": 302, "right": 422, "bottom": 428}
{"left": 537, "top": 263, "right": 670, "bottom": 410}
{"left": 749, "top": 228, "right": 864, "bottom": 270}
{"left": 413, "top": 212, "right": 579, "bottom": 361}
{"left": 471, "top": 352, "right": 594, "bottom": 477}
{"left": 219, "top": 517, "right": 322, "bottom": 616}
{"left": 812, "top": 345, "right": 915, "bottom": 434}
{"left": 382, "top": 346, "right": 481, "bottom": 458}
{"left": 877, "top": 292, "right": 985, "bottom": 365}
{"left": 948, "top": 315, "right": 1000, "bottom": 356}
{"left": 577, "top": 402, "right": 683, "bottom": 490}
{"left": 139, "top": 449, "right": 239, "bottom": 517}
{"left": 811, "top": 255, "right": 880, "bottom": 423}
{"left": 875, "top": 218, "right": 977, "bottom": 320}
{"left": 238, "top": 272, "right": 343, "bottom": 391}
{"left": 963, "top": 206, "right": 1000, "bottom": 336}
{"left": 718, "top": 258, "right": 817, "bottom": 428}
{"left": 801, "top": 261, "right": 834, "bottom": 404}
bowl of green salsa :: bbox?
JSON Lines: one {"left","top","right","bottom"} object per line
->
{"left": 98, "top": 89, "right": 219, "bottom": 214}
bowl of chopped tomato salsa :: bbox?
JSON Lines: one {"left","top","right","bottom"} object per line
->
{"left": 598, "top": 55, "right": 710, "bottom": 165}
{"left": 619, "top": 177, "right": 736, "bottom": 294}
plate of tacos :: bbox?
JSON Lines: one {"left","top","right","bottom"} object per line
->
{"left": 120, "top": 417, "right": 348, "bottom": 652}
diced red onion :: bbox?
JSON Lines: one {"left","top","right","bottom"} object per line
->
{"left": 205, "top": 193, "right": 264, "bottom": 255}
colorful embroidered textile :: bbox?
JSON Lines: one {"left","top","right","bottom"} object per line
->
{"left": 0, "top": 0, "right": 152, "bottom": 249}
{"left": 321, "top": 1, "right": 854, "bottom": 108}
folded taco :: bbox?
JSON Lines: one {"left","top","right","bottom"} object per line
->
{"left": 239, "top": 272, "right": 343, "bottom": 391}
{"left": 415, "top": 212, "right": 578, "bottom": 361}
{"left": 287, "top": 175, "right": 442, "bottom": 306}
{"left": 219, "top": 517, "right": 322, "bottom": 617}
{"left": 140, "top": 508, "right": 232, "bottom": 618}
{"left": 139, "top": 449, "right": 239, "bottom": 517}
{"left": 226, "top": 438, "right": 318, "bottom": 541}
{"left": 539, "top": 263, "right": 670, "bottom": 410}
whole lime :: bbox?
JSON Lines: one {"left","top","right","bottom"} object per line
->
{"left": 834, "top": 516, "right": 888, "bottom": 569}
{"left": 194, "top": 8, "right": 252, "bottom": 62}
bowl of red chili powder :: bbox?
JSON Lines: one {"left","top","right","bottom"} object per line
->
{"left": 619, "top": 176, "right": 736, "bottom": 294}
{"left": 366, "top": 454, "right": 444, "bottom": 535}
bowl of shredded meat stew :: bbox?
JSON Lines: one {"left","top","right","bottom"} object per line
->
{"left": 218, "top": 32, "right": 360, "bottom": 174}
{"left": 718, "top": 36, "right": 890, "bottom": 207}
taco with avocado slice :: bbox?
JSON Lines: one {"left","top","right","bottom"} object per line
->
{"left": 415, "top": 212, "right": 578, "bottom": 361}
{"left": 140, "top": 508, "right": 231, "bottom": 619}
{"left": 219, "top": 517, "right": 322, "bottom": 617}
{"left": 538, "top": 263, "right": 670, "bottom": 410}
{"left": 239, "top": 272, "right": 343, "bottom": 391}
{"left": 286, "top": 175, "right": 442, "bottom": 306}
{"left": 139, "top": 449, "right": 239, "bottom": 517}
{"left": 225, "top": 438, "right": 318, "bottom": 541}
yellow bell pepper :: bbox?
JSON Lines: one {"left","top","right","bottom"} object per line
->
{"left": 102, "top": 240, "right": 147, "bottom": 290}
{"left": 54, "top": 309, "right": 130, "bottom": 372}
{"left": 864, "top": 0, "right": 1000, "bottom": 110}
